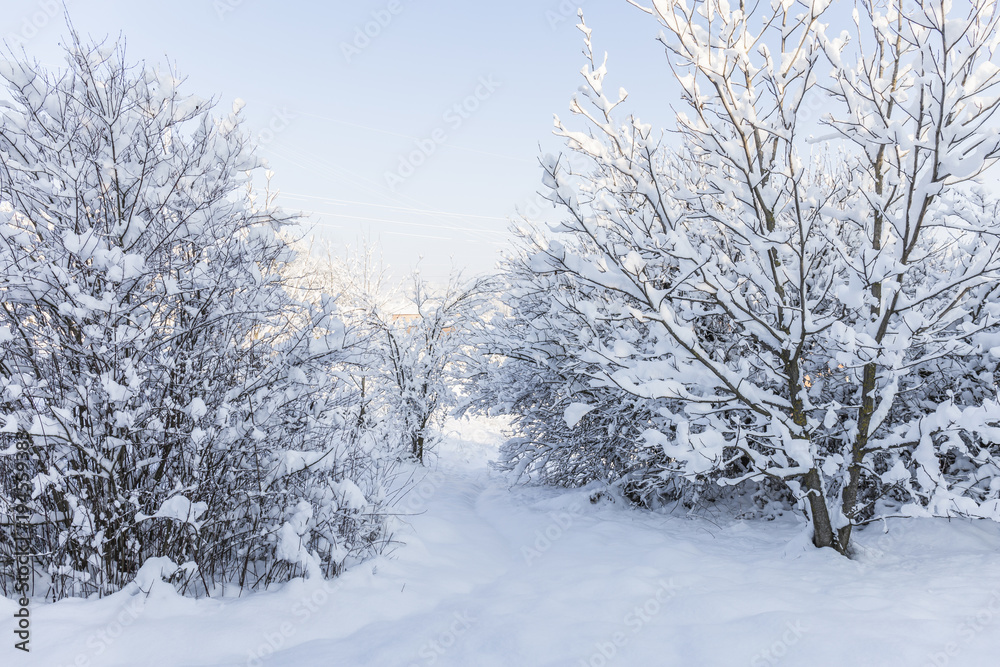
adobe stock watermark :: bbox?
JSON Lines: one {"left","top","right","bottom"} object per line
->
{"left": 516, "top": 191, "right": 557, "bottom": 224}
{"left": 521, "top": 503, "right": 584, "bottom": 566}
{"left": 257, "top": 107, "right": 295, "bottom": 148}
{"left": 52, "top": 596, "right": 147, "bottom": 667}
{"left": 214, "top": 0, "right": 250, "bottom": 20}
{"left": 408, "top": 611, "right": 475, "bottom": 666}
{"left": 871, "top": 0, "right": 921, "bottom": 15}
{"left": 855, "top": 520, "right": 919, "bottom": 574}
{"left": 8, "top": 432, "right": 34, "bottom": 654}
{"left": 244, "top": 577, "right": 347, "bottom": 666}
{"left": 923, "top": 589, "right": 1000, "bottom": 667}
{"left": 384, "top": 76, "right": 502, "bottom": 192}
{"left": 5, "top": 0, "right": 68, "bottom": 50}
{"left": 749, "top": 620, "right": 807, "bottom": 666}
{"left": 546, "top": 0, "right": 589, "bottom": 30}
{"left": 578, "top": 578, "right": 678, "bottom": 667}
{"left": 397, "top": 470, "right": 445, "bottom": 516}
{"left": 341, "top": 0, "right": 409, "bottom": 63}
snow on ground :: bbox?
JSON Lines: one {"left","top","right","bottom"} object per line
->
{"left": 5, "top": 416, "right": 1000, "bottom": 667}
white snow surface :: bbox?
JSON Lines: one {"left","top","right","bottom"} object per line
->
{"left": 134, "top": 495, "right": 209, "bottom": 529}
{"left": 563, "top": 402, "right": 596, "bottom": 429}
{"left": 5, "top": 416, "right": 1000, "bottom": 666}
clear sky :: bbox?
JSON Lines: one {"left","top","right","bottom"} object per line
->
{"left": 2, "top": 0, "right": 683, "bottom": 280}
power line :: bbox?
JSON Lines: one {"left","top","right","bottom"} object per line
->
{"left": 261, "top": 144, "right": 513, "bottom": 245}
{"left": 277, "top": 192, "right": 512, "bottom": 222}
{"left": 294, "top": 209, "right": 509, "bottom": 237}
{"left": 297, "top": 111, "right": 534, "bottom": 164}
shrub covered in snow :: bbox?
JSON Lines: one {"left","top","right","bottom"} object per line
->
{"left": 365, "top": 272, "right": 495, "bottom": 463}
{"left": 0, "top": 34, "right": 394, "bottom": 599}
{"left": 299, "top": 245, "right": 495, "bottom": 464}
{"left": 472, "top": 246, "right": 683, "bottom": 505}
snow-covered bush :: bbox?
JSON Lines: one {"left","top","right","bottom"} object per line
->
{"left": 0, "top": 35, "right": 393, "bottom": 599}
{"left": 506, "top": 0, "right": 1000, "bottom": 554}
{"left": 472, "top": 238, "right": 679, "bottom": 504}
{"left": 339, "top": 260, "right": 493, "bottom": 462}
{"left": 285, "top": 243, "right": 494, "bottom": 464}
{"left": 477, "top": 233, "right": 792, "bottom": 513}
{"left": 371, "top": 274, "right": 495, "bottom": 463}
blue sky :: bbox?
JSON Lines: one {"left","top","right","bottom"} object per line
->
{"left": 3, "top": 0, "right": 681, "bottom": 280}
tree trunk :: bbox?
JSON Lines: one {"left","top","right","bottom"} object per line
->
{"left": 786, "top": 351, "right": 845, "bottom": 554}
{"left": 413, "top": 434, "right": 424, "bottom": 463}
{"left": 839, "top": 361, "right": 877, "bottom": 550}
{"left": 802, "top": 468, "right": 842, "bottom": 553}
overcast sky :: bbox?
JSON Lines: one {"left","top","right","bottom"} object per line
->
{"left": 3, "top": 0, "right": 686, "bottom": 280}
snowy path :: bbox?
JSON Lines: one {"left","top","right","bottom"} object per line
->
{"left": 7, "top": 417, "right": 1000, "bottom": 667}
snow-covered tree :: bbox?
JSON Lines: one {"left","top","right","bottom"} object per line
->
{"left": 288, "top": 243, "right": 495, "bottom": 464}
{"left": 0, "top": 34, "right": 392, "bottom": 598}
{"left": 359, "top": 270, "right": 493, "bottom": 464}
{"left": 519, "top": 0, "right": 1000, "bottom": 553}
